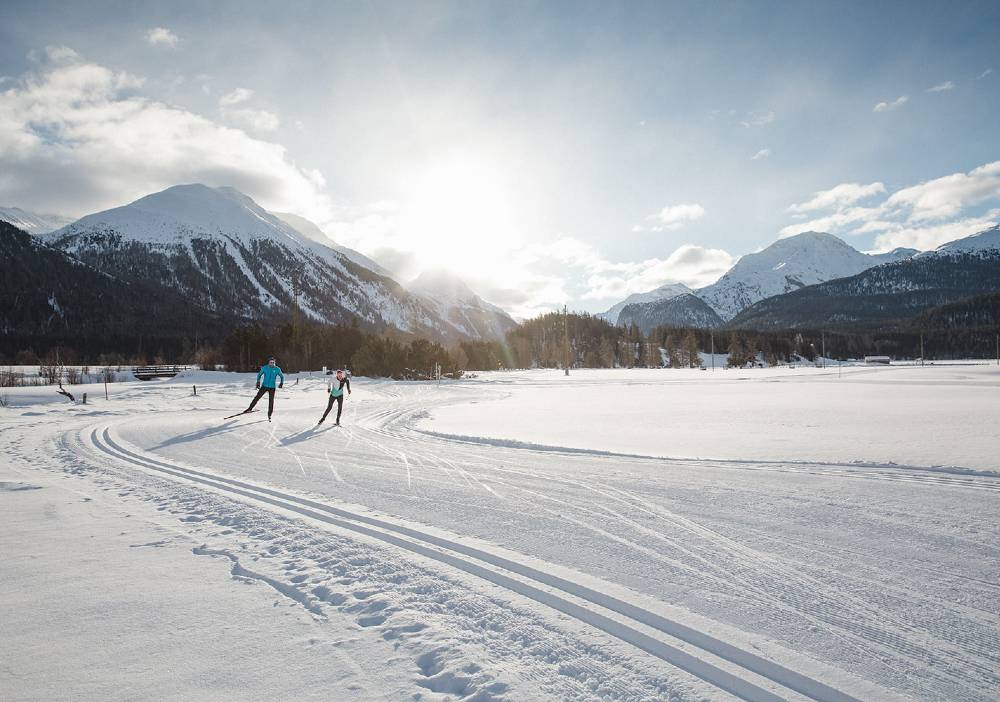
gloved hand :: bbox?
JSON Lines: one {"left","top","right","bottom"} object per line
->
{"left": 279, "top": 383, "right": 284, "bottom": 389}
{"left": 255, "top": 383, "right": 260, "bottom": 390}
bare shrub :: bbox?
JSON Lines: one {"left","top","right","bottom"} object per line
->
{"left": 100, "top": 366, "right": 117, "bottom": 383}
{"left": 64, "top": 367, "right": 82, "bottom": 384}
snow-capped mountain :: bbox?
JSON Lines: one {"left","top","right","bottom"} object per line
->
{"left": 616, "top": 293, "right": 722, "bottom": 333}
{"left": 43, "top": 184, "right": 478, "bottom": 341}
{"left": 729, "top": 226, "right": 1000, "bottom": 331}
{"left": 272, "top": 211, "right": 395, "bottom": 279}
{"left": 0, "top": 206, "right": 74, "bottom": 235}
{"left": 409, "top": 269, "right": 518, "bottom": 340}
{"left": 2, "top": 219, "right": 227, "bottom": 339}
{"left": 933, "top": 223, "right": 1000, "bottom": 256}
{"left": 599, "top": 282, "right": 692, "bottom": 325}
{"left": 695, "top": 231, "right": 916, "bottom": 320}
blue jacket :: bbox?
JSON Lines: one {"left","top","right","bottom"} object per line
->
{"left": 257, "top": 364, "right": 284, "bottom": 389}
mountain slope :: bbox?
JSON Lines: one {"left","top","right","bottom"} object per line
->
{"left": 44, "top": 184, "right": 473, "bottom": 342}
{"left": 617, "top": 293, "right": 722, "bottom": 334}
{"left": 272, "top": 211, "right": 395, "bottom": 278}
{"left": 599, "top": 282, "right": 692, "bottom": 325}
{"left": 695, "top": 232, "right": 916, "bottom": 320}
{"left": 0, "top": 206, "right": 74, "bottom": 235}
{"left": 1, "top": 220, "right": 228, "bottom": 342}
{"left": 728, "top": 228, "right": 1000, "bottom": 331}
{"left": 409, "top": 269, "right": 518, "bottom": 340}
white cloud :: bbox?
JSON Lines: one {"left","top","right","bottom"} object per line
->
{"left": 219, "top": 87, "right": 253, "bottom": 106}
{"left": 978, "top": 68, "right": 993, "bottom": 80}
{"left": 873, "top": 95, "right": 908, "bottom": 112}
{"left": 0, "top": 48, "right": 329, "bottom": 223}
{"left": 779, "top": 161, "right": 1000, "bottom": 251}
{"left": 222, "top": 108, "right": 280, "bottom": 132}
{"left": 740, "top": 111, "right": 775, "bottom": 128}
{"left": 871, "top": 210, "right": 1000, "bottom": 252}
{"left": 788, "top": 182, "right": 886, "bottom": 213}
{"left": 926, "top": 81, "right": 955, "bottom": 93}
{"left": 637, "top": 203, "right": 705, "bottom": 232}
{"left": 145, "top": 27, "right": 179, "bottom": 48}
{"left": 884, "top": 161, "right": 1000, "bottom": 221}
{"left": 751, "top": 148, "right": 770, "bottom": 161}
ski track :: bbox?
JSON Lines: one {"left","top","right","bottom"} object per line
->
{"left": 84, "top": 423, "right": 859, "bottom": 702}
{"left": 5, "top": 373, "right": 998, "bottom": 701}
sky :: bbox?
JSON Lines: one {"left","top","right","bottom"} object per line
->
{"left": 1, "top": 1, "right": 999, "bottom": 317}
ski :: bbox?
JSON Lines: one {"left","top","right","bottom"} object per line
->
{"left": 223, "top": 409, "right": 259, "bottom": 420}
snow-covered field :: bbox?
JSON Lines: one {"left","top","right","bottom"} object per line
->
{"left": 2, "top": 365, "right": 998, "bottom": 701}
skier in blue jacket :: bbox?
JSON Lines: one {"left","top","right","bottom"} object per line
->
{"left": 244, "top": 356, "right": 284, "bottom": 421}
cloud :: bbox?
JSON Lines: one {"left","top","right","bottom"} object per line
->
{"left": 885, "top": 161, "right": 1000, "bottom": 221}
{"left": 871, "top": 210, "right": 1000, "bottom": 252}
{"left": 219, "top": 87, "right": 253, "bottom": 106}
{"left": 873, "top": 95, "right": 908, "bottom": 112}
{"left": 636, "top": 203, "right": 705, "bottom": 232}
{"left": 978, "top": 68, "right": 993, "bottom": 80}
{"left": 740, "top": 111, "right": 775, "bottom": 128}
{"left": 751, "top": 148, "right": 770, "bottom": 161}
{"left": 788, "top": 182, "right": 886, "bottom": 213}
{"left": 926, "top": 81, "right": 955, "bottom": 93}
{"left": 145, "top": 27, "right": 179, "bottom": 48}
{"left": 580, "top": 243, "right": 734, "bottom": 299}
{"left": 779, "top": 161, "right": 1000, "bottom": 251}
{"left": 222, "top": 108, "right": 280, "bottom": 132}
{"left": 217, "top": 88, "right": 279, "bottom": 132}
{"left": 0, "top": 48, "right": 329, "bottom": 223}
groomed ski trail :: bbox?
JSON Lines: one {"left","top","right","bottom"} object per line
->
{"left": 85, "top": 422, "right": 867, "bottom": 702}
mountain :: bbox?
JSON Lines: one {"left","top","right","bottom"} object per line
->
{"left": 694, "top": 232, "right": 917, "bottom": 320}
{"left": 1, "top": 219, "right": 227, "bottom": 346}
{"left": 728, "top": 227, "right": 1000, "bottom": 331}
{"left": 599, "top": 282, "right": 692, "bottom": 325}
{"left": 408, "top": 269, "right": 518, "bottom": 340}
{"left": 616, "top": 293, "right": 722, "bottom": 334}
{"left": 43, "top": 184, "right": 478, "bottom": 342}
{"left": 271, "top": 211, "right": 395, "bottom": 278}
{"left": 0, "top": 206, "right": 74, "bottom": 235}
{"left": 933, "top": 223, "right": 1000, "bottom": 256}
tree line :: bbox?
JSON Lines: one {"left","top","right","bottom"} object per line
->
{"left": 4, "top": 310, "right": 999, "bottom": 377}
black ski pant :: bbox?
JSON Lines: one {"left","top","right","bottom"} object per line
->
{"left": 320, "top": 395, "right": 343, "bottom": 424}
{"left": 248, "top": 386, "right": 276, "bottom": 417}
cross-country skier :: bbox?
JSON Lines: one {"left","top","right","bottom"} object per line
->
{"left": 244, "top": 356, "right": 284, "bottom": 421}
{"left": 318, "top": 368, "right": 351, "bottom": 426}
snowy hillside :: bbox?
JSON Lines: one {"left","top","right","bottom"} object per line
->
{"left": 272, "top": 211, "right": 396, "bottom": 279}
{"left": 616, "top": 293, "right": 722, "bottom": 333}
{"left": 599, "top": 282, "right": 692, "bottom": 325}
{"left": 0, "top": 206, "right": 73, "bottom": 235}
{"left": 934, "top": 223, "right": 1000, "bottom": 256}
{"left": 409, "top": 269, "right": 518, "bottom": 340}
{"left": 695, "top": 231, "right": 916, "bottom": 320}
{"left": 43, "top": 185, "right": 483, "bottom": 342}
{"left": 729, "top": 226, "right": 1000, "bottom": 330}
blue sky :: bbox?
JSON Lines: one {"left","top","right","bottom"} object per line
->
{"left": 2, "top": 1, "right": 998, "bottom": 315}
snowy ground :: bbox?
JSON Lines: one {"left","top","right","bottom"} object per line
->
{"left": 2, "top": 365, "right": 998, "bottom": 701}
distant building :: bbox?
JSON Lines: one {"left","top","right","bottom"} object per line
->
{"left": 864, "top": 355, "right": 891, "bottom": 365}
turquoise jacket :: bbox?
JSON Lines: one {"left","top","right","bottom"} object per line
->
{"left": 256, "top": 364, "right": 284, "bottom": 389}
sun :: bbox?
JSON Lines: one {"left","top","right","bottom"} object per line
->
{"left": 398, "top": 152, "right": 517, "bottom": 275}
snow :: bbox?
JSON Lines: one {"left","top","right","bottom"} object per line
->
{"left": 933, "top": 223, "right": 1000, "bottom": 256}
{"left": 2, "top": 364, "right": 998, "bottom": 701}
{"left": 694, "top": 232, "right": 907, "bottom": 320}
{"left": 48, "top": 184, "right": 310, "bottom": 249}
{"left": 600, "top": 282, "right": 693, "bottom": 325}
{"left": 0, "top": 206, "right": 73, "bottom": 235}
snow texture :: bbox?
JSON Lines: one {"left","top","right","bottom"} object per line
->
{"left": 3, "top": 364, "right": 998, "bottom": 700}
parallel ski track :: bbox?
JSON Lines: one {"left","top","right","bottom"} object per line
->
{"left": 86, "top": 423, "right": 864, "bottom": 702}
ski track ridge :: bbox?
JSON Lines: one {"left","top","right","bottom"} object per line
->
{"left": 85, "top": 422, "right": 869, "bottom": 702}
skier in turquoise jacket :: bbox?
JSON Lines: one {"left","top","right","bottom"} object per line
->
{"left": 244, "top": 356, "right": 284, "bottom": 421}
